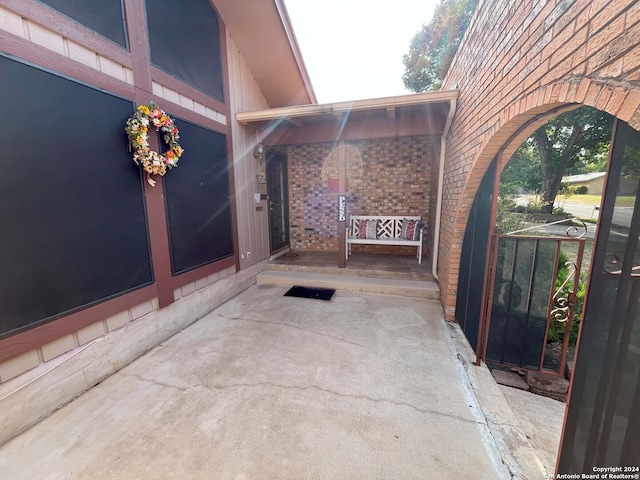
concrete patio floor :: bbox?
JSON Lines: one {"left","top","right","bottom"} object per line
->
{"left": 0, "top": 284, "right": 549, "bottom": 479}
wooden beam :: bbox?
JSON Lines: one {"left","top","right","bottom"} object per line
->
{"left": 284, "top": 116, "right": 305, "bottom": 127}
{"left": 264, "top": 113, "right": 447, "bottom": 145}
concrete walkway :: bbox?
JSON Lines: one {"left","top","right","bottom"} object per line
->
{"left": 500, "top": 385, "right": 565, "bottom": 474}
{"left": 0, "top": 285, "right": 542, "bottom": 479}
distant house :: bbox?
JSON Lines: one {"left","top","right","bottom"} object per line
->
{"left": 562, "top": 172, "right": 638, "bottom": 195}
{"left": 561, "top": 172, "right": 607, "bottom": 194}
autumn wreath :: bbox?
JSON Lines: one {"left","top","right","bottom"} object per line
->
{"left": 125, "top": 102, "right": 184, "bottom": 186}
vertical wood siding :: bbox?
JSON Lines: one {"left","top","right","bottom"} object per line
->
{"left": 226, "top": 34, "right": 271, "bottom": 266}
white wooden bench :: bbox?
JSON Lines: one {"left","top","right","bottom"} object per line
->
{"left": 346, "top": 215, "right": 424, "bottom": 263}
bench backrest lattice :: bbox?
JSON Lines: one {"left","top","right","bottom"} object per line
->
{"left": 349, "top": 216, "right": 421, "bottom": 239}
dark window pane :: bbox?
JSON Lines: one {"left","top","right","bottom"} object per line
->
{"left": 146, "top": 0, "right": 224, "bottom": 101}
{"left": 163, "top": 121, "right": 233, "bottom": 274}
{"left": 38, "top": 0, "right": 127, "bottom": 48}
{"left": 0, "top": 55, "right": 152, "bottom": 338}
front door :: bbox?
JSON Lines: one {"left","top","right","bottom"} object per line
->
{"left": 266, "top": 150, "right": 289, "bottom": 254}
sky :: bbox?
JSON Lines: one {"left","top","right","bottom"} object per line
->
{"left": 283, "top": 0, "right": 439, "bottom": 104}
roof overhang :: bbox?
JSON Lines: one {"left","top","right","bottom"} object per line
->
{"left": 562, "top": 172, "right": 607, "bottom": 183}
{"left": 236, "top": 90, "right": 459, "bottom": 145}
{"left": 214, "top": 0, "right": 316, "bottom": 107}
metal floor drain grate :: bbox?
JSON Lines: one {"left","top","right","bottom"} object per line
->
{"left": 284, "top": 285, "right": 335, "bottom": 301}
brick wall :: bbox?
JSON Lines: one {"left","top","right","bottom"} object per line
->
{"left": 439, "top": 0, "right": 640, "bottom": 319}
{"left": 288, "top": 142, "right": 336, "bottom": 250}
{"left": 287, "top": 136, "right": 437, "bottom": 255}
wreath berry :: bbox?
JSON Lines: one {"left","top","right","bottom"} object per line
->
{"left": 125, "top": 102, "right": 184, "bottom": 186}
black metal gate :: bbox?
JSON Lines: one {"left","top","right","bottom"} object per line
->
{"left": 479, "top": 233, "right": 585, "bottom": 377}
{"left": 456, "top": 159, "right": 586, "bottom": 378}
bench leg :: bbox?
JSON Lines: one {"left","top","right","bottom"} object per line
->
{"left": 418, "top": 246, "right": 422, "bottom": 264}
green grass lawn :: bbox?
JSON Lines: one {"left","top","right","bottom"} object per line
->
{"left": 562, "top": 194, "right": 637, "bottom": 207}
{"left": 528, "top": 193, "right": 636, "bottom": 208}
{"left": 557, "top": 194, "right": 603, "bottom": 206}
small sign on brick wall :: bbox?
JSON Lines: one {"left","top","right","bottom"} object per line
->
{"left": 338, "top": 195, "right": 346, "bottom": 221}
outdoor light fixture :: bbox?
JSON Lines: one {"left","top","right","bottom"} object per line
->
{"left": 254, "top": 143, "right": 265, "bottom": 160}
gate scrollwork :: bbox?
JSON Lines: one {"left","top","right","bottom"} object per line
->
{"left": 551, "top": 261, "right": 577, "bottom": 323}
{"left": 565, "top": 219, "right": 588, "bottom": 239}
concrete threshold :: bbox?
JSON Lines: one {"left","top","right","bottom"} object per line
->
{"left": 256, "top": 270, "right": 440, "bottom": 299}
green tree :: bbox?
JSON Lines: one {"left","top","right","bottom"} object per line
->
{"left": 621, "top": 132, "right": 640, "bottom": 179}
{"left": 566, "top": 150, "right": 609, "bottom": 175}
{"left": 533, "top": 107, "right": 613, "bottom": 213}
{"left": 402, "top": 0, "right": 478, "bottom": 92}
{"left": 500, "top": 139, "right": 542, "bottom": 195}
{"left": 500, "top": 107, "right": 613, "bottom": 213}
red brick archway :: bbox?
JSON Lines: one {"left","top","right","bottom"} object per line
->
{"left": 438, "top": 0, "right": 640, "bottom": 319}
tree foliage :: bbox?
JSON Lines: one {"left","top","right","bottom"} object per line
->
{"left": 533, "top": 107, "right": 613, "bottom": 212}
{"left": 402, "top": 0, "right": 478, "bottom": 92}
{"left": 621, "top": 132, "right": 640, "bottom": 179}
{"left": 500, "top": 139, "right": 542, "bottom": 196}
{"left": 500, "top": 106, "right": 614, "bottom": 213}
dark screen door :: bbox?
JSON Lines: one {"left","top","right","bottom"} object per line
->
{"left": 558, "top": 119, "right": 640, "bottom": 473}
{"left": 455, "top": 160, "right": 496, "bottom": 351}
{"left": 266, "top": 150, "right": 289, "bottom": 253}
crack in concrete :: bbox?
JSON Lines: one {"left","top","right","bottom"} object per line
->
{"left": 203, "top": 379, "right": 478, "bottom": 424}
{"left": 122, "top": 371, "right": 477, "bottom": 425}
{"left": 122, "top": 372, "right": 194, "bottom": 392}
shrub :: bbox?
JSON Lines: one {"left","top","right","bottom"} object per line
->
{"left": 525, "top": 201, "right": 542, "bottom": 214}
{"left": 495, "top": 212, "right": 526, "bottom": 234}
{"left": 495, "top": 194, "right": 526, "bottom": 233}
{"left": 552, "top": 206, "right": 567, "bottom": 215}
{"left": 575, "top": 185, "right": 588, "bottom": 194}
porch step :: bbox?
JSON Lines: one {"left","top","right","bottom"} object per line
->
{"left": 264, "top": 261, "right": 434, "bottom": 282}
{"left": 265, "top": 251, "right": 435, "bottom": 282}
{"left": 256, "top": 270, "right": 440, "bottom": 299}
